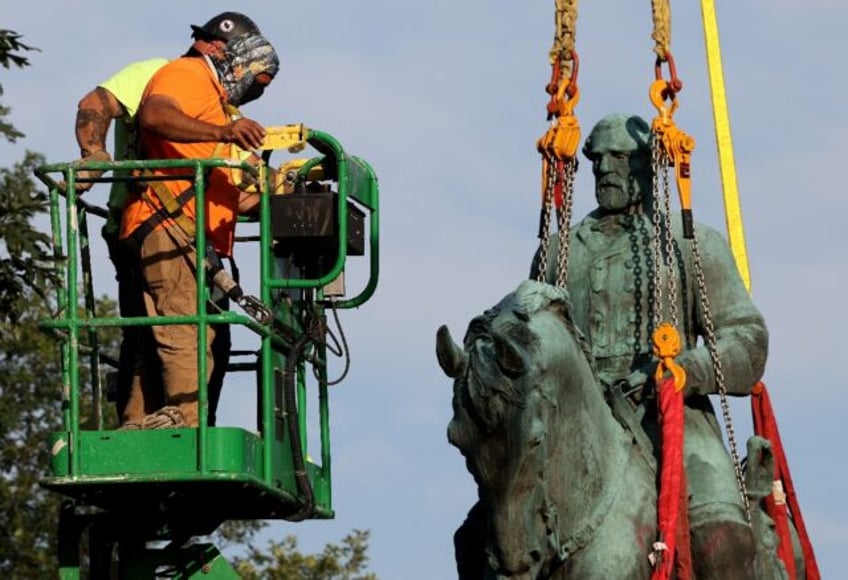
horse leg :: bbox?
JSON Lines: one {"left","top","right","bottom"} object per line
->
{"left": 690, "top": 516, "right": 757, "bottom": 580}
{"left": 685, "top": 405, "right": 758, "bottom": 580}
{"left": 745, "top": 436, "right": 797, "bottom": 580}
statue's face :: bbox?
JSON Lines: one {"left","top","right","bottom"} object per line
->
{"left": 586, "top": 126, "right": 651, "bottom": 212}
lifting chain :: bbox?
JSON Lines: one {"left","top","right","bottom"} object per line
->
{"left": 536, "top": 163, "right": 554, "bottom": 285}
{"left": 650, "top": 138, "right": 685, "bottom": 394}
{"left": 536, "top": 0, "right": 580, "bottom": 288}
{"left": 692, "top": 236, "right": 752, "bottom": 521}
{"left": 651, "top": 140, "right": 678, "bottom": 332}
{"left": 555, "top": 160, "right": 576, "bottom": 288}
{"left": 536, "top": 47, "right": 580, "bottom": 288}
{"left": 649, "top": 60, "right": 751, "bottom": 521}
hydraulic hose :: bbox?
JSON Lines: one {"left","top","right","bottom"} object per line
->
{"left": 283, "top": 332, "right": 315, "bottom": 521}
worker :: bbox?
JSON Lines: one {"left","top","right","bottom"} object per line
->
{"left": 118, "top": 12, "right": 280, "bottom": 429}
{"left": 73, "top": 58, "right": 168, "bottom": 424}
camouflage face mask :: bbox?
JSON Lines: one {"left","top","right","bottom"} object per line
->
{"left": 211, "top": 33, "right": 280, "bottom": 106}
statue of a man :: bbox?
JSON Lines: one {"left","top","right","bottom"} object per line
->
{"left": 530, "top": 113, "right": 768, "bottom": 578}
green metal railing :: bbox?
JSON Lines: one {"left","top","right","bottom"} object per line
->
{"left": 34, "top": 128, "right": 379, "bottom": 534}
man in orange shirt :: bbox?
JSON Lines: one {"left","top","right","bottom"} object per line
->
{"left": 120, "top": 12, "right": 279, "bottom": 428}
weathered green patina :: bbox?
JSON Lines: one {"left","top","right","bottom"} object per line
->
{"left": 439, "top": 114, "right": 799, "bottom": 578}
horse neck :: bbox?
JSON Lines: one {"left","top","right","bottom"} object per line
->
{"left": 546, "top": 345, "right": 632, "bottom": 526}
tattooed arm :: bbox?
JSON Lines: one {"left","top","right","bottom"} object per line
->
{"left": 76, "top": 86, "right": 124, "bottom": 156}
{"left": 70, "top": 87, "right": 122, "bottom": 191}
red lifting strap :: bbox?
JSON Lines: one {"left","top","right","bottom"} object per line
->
{"left": 652, "top": 376, "right": 692, "bottom": 580}
{"left": 751, "top": 381, "right": 821, "bottom": 580}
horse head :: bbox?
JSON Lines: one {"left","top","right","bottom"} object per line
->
{"left": 438, "top": 280, "right": 595, "bottom": 577}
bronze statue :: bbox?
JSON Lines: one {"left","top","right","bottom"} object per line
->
{"left": 438, "top": 114, "right": 800, "bottom": 578}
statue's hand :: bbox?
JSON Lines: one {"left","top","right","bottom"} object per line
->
{"left": 624, "top": 361, "right": 658, "bottom": 402}
{"left": 625, "top": 367, "right": 649, "bottom": 390}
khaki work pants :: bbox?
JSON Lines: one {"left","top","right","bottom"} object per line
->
{"left": 123, "top": 228, "right": 214, "bottom": 426}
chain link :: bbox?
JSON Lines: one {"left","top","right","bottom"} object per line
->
{"left": 651, "top": 141, "right": 680, "bottom": 330}
{"left": 654, "top": 139, "right": 751, "bottom": 521}
{"left": 691, "top": 237, "right": 752, "bottom": 521}
{"left": 538, "top": 157, "right": 576, "bottom": 288}
{"left": 536, "top": 158, "right": 557, "bottom": 284}
{"left": 650, "top": 142, "right": 667, "bottom": 331}
{"left": 555, "top": 159, "right": 576, "bottom": 289}
{"left": 661, "top": 172, "right": 679, "bottom": 329}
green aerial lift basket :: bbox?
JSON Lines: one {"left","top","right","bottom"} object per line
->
{"left": 34, "top": 126, "right": 379, "bottom": 578}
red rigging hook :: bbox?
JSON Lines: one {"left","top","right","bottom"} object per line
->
{"left": 546, "top": 50, "right": 580, "bottom": 120}
{"left": 546, "top": 58, "right": 562, "bottom": 97}
{"left": 654, "top": 51, "right": 683, "bottom": 100}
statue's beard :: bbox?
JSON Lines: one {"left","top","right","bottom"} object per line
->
{"left": 595, "top": 177, "right": 643, "bottom": 212}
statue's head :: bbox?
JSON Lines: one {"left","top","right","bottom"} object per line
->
{"left": 583, "top": 113, "right": 652, "bottom": 213}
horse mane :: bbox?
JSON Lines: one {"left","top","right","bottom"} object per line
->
{"left": 499, "top": 280, "right": 596, "bottom": 373}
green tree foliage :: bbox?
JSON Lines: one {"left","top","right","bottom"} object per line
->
{"left": 0, "top": 28, "right": 59, "bottom": 577}
{"left": 0, "top": 151, "right": 59, "bottom": 322}
{"left": 0, "top": 297, "right": 63, "bottom": 575}
{"left": 0, "top": 291, "right": 121, "bottom": 577}
{"left": 1, "top": 29, "right": 38, "bottom": 143}
{"left": 0, "top": 29, "right": 54, "bottom": 323}
{"left": 0, "top": 27, "right": 117, "bottom": 576}
{"left": 233, "top": 529, "right": 378, "bottom": 580}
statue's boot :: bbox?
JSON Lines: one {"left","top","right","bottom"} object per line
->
{"left": 690, "top": 518, "right": 757, "bottom": 580}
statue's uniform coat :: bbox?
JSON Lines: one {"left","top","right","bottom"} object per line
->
{"left": 532, "top": 209, "right": 768, "bottom": 518}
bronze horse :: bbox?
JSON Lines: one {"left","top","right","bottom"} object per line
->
{"left": 437, "top": 280, "right": 793, "bottom": 579}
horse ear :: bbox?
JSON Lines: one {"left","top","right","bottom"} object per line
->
{"left": 436, "top": 325, "right": 466, "bottom": 378}
{"left": 492, "top": 331, "right": 526, "bottom": 379}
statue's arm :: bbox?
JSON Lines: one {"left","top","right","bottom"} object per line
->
{"left": 677, "top": 225, "right": 768, "bottom": 397}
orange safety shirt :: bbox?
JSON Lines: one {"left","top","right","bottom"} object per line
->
{"left": 120, "top": 57, "right": 240, "bottom": 257}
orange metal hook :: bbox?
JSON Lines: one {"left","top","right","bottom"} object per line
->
{"left": 653, "top": 322, "right": 687, "bottom": 393}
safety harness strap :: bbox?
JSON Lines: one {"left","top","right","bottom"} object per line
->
{"left": 129, "top": 180, "right": 196, "bottom": 246}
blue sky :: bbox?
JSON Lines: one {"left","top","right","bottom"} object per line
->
{"left": 2, "top": 1, "right": 845, "bottom": 577}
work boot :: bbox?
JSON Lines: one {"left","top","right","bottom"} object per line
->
{"left": 142, "top": 406, "right": 187, "bottom": 429}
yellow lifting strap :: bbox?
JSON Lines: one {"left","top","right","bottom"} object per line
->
{"left": 700, "top": 0, "right": 751, "bottom": 292}
{"left": 651, "top": 0, "right": 672, "bottom": 59}
{"left": 549, "top": 0, "right": 579, "bottom": 78}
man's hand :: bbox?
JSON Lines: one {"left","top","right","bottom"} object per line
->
{"left": 61, "top": 149, "right": 112, "bottom": 193}
{"left": 222, "top": 118, "right": 266, "bottom": 151}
